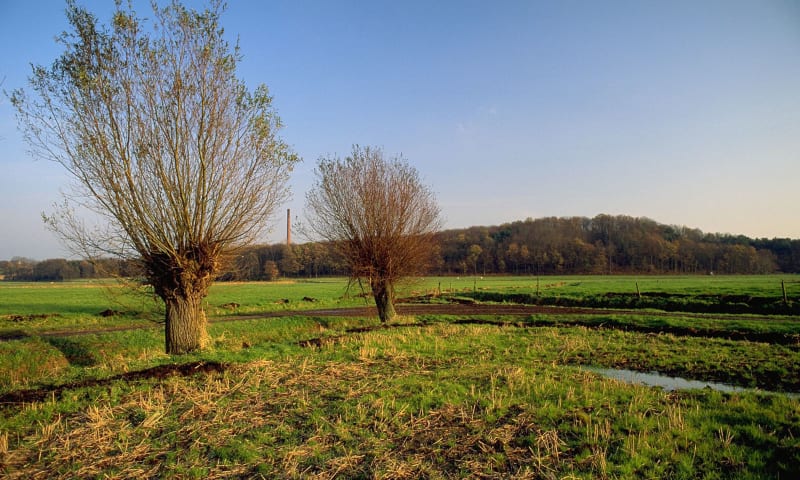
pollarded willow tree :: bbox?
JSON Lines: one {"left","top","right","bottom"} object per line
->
{"left": 11, "top": 1, "right": 298, "bottom": 354}
{"left": 305, "top": 146, "right": 441, "bottom": 322}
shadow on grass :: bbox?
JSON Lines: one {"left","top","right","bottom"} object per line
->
{"left": 0, "top": 361, "right": 227, "bottom": 406}
{"left": 0, "top": 330, "right": 29, "bottom": 341}
{"left": 44, "top": 337, "right": 97, "bottom": 367}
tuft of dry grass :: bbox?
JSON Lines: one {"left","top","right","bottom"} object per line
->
{"left": 0, "top": 431, "right": 7, "bottom": 455}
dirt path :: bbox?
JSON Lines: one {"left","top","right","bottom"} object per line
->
{"left": 0, "top": 304, "right": 800, "bottom": 345}
{"left": 0, "top": 304, "right": 600, "bottom": 341}
{"left": 2, "top": 303, "right": 796, "bottom": 342}
{"left": 219, "top": 303, "right": 639, "bottom": 321}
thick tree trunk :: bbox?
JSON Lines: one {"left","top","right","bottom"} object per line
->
{"left": 371, "top": 277, "right": 396, "bottom": 323}
{"left": 164, "top": 293, "right": 208, "bottom": 354}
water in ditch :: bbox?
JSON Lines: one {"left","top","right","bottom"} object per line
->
{"left": 583, "top": 366, "right": 799, "bottom": 399}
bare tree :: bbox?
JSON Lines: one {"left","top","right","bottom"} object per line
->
{"left": 11, "top": 1, "right": 298, "bottom": 353}
{"left": 305, "top": 146, "right": 441, "bottom": 322}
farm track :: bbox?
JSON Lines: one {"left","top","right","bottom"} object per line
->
{"left": 2, "top": 303, "right": 798, "bottom": 344}
{"left": 0, "top": 304, "right": 582, "bottom": 341}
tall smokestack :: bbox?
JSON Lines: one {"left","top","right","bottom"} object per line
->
{"left": 287, "top": 208, "right": 291, "bottom": 246}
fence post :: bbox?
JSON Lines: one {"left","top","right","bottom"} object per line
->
{"left": 782, "top": 280, "right": 788, "bottom": 305}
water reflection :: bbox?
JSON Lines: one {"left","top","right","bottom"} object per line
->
{"left": 584, "top": 366, "right": 799, "bottom": 399}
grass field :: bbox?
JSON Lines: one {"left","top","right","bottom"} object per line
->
{"left": 1, "top": 275, "right": 799, "bottom": 478}
{"left": 458, "top": 274, "right": 800, "bottom": 315}
{"left": 2, "top": 274, "right": 797, "bottom": 329}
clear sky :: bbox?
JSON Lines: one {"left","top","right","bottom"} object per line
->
{"left": 1, "top": 0, "right": 799, "bottom": 260}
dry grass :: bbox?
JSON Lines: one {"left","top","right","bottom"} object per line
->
{"left": 2, "top": 323, "right": 797, "bottom": 478}
{"left": 1, "top": 355, "right": 585, "bottom": 479}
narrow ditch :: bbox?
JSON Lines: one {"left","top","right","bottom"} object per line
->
{"left": 583, "top": 366, "right": 800, "bottom": 399}
{"left": 0, "top": 361, "right": 227, "bottom": 407}
{"left": 449, "top": 318, "right": 800, "bottom": 346}
{"left": 295, "top": 319, "right": 799, "bottom": 392}
{"left": 295, "top": 317, "right": 800, "bottom": 348}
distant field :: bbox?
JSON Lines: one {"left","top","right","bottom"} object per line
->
{"left": 1, "top": 275, "right": 798, "bottom": 337}
{"left": 457, "top": 274, "right": 800, "bottom": 297}
{"left": 456, "top": 274, "right": 800, "bottom": 315}
{"left": 2, "top": 274, "right": 797, "bottom": 313}
{"left": 1, "top": 275, "right": 798, "bottom": 477}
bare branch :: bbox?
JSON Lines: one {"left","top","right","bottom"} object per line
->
{"left": 12, "top": 0, "right": 299, "bottom": 353}
{"left": 305, "top": 145, "right": 441, "bottom": 321}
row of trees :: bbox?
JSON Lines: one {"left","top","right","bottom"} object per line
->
{"left": 161, "top": 215, "right": 800, "bottom": 281}
{"left": 434, "top": 215, "right": 794, "bottom": 275}
{"left": 0, "top": 257, "right": 137, "bottom": 281}
{"left": 5, "top": 214, "right": 798, "bottom": 283}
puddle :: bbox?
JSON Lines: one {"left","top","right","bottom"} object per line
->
{"left": 583, "top": 366, "right": 799, "bottom": 399}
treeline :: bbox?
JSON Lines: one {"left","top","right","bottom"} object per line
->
{"left": 222, "top": 215, "right": 799, "bottom": 278}
{"left": 3, "top": 215, "right": 799, "bottom": 281}
{"left": 0, "top": 257, "right": 139, "bottom": 281}
{"left": 434, "top": 215, "right": 797, "bottom": 275}
{"left": 0, "top": 244, "right": 346, "bottom": 282}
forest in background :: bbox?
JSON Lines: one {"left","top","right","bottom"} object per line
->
{"left": 3, "top": 214, "right": 799, "bottom": 281}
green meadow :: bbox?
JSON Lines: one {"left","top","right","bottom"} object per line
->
{"left": 1, "top": 276, "right": 798, "bottom": 478}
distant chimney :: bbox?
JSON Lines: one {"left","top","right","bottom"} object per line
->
{"left": 287, "top": 208, "right": 291, "bottom": 246}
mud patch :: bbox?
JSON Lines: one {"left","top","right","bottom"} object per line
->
{"left": 3, "top": 313, "right": 61, "bottom": 322}
{"left": 0, "top": 361, "right": 227, "bottom": 407}
{"left": 0, "top": 330, "right": 28, "bottom": 341}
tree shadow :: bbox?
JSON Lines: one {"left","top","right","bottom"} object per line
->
{"left": 44, "top": 337, "right": 97, "bottom": 367}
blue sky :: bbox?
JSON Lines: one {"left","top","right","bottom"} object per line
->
{"left": 1, "top": 0, "right": 799, "bottom": 259}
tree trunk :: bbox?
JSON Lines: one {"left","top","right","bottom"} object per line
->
{"left": 371, "top": 277, "right": 396, "bottom": 323}
{"left": 164, "top": 293, "right": 208, "bottom": 354}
